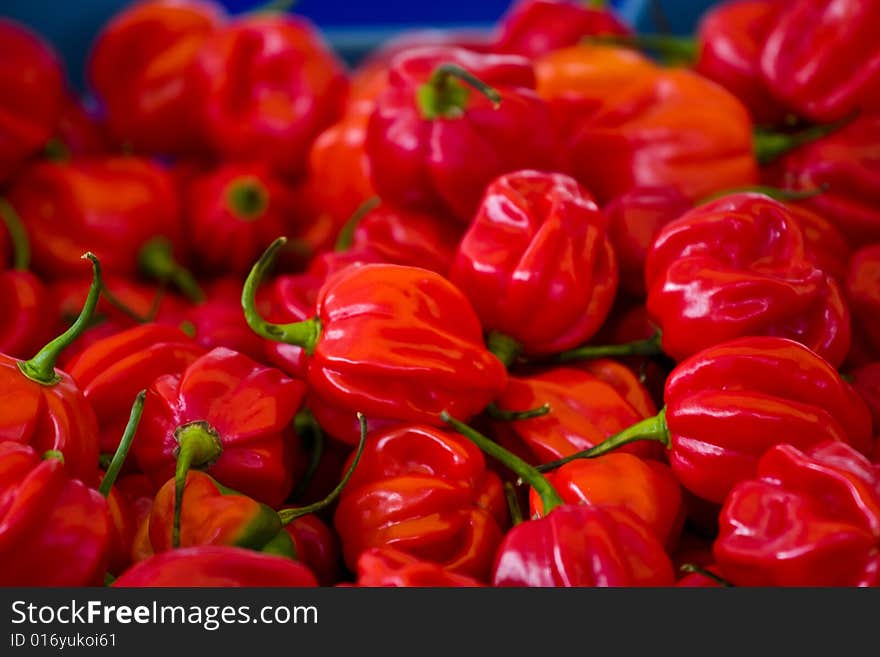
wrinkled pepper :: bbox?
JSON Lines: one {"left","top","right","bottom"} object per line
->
{"left": 351, "top": 547, "right": 484, "bottom": 587}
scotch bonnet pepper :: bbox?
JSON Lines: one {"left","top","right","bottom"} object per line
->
{"left": 366, "top": 46, "right": 559, "bottom": 222}
{"left": 538, "top": 336, "right": 874, "bottom": 505}
{"left": 449, "top": 170, "right": 617, "bottom": 357}
{"left": 352, "top": 547, "right": 484, "bottom": 587}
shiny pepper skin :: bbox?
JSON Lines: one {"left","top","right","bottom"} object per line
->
{"left": 846, "top": 245, "right": 880, "bottom": 357}
{"left": 0, "top": 19, "right": 65, "bottom": 184}
{"left": 87, "top": 0, "right": 226, "bottom": 156}
{"left": 334, "top": 424, "right": 507, "bottom": 581}
{"left": 493, "top": 505, "right": 676, "bottom": 587}
{"left": 282, "top": 514, "right": 342, "bottom": 587}
{"left": 492, "top": 359, "right": 662, "bottom": 463}
{"left": 0, "top": 442, "right": 110, "bottom": 586}
{"left": 66, "top": 324, "right": 205, "bottom": 454}
{"left": 190, "top": 13, "right": 349, "bottom": 180}
{"left": 760, "top": 0, "right": 880, "bottom": 123}
{"left": 645, "top": 193, "right": 851, "bottom": 366}
{"left": 352, "top": 547, "right": 484, "bottom": 587}
{"left": 715, "top": 441, "right": 880, "bottom": 586}
{"left": 134, "top": 347, "right": 308, "bottom": 507}
{"left": 663, "top": 336, "right": 874, "bottom": 504}
{"left": 112, "top": 545, "right": 318, "bottom": 587}
{"left": 449, "top": 170, "right": 617, "bottom": 355}
{"left": 492, "top": 0, "right": 631, "bottom": 60}
{"left": 0, "top": 270, "right": 54, "bottom": 361}
{"left": 366, "top": 46, "right": 559, "bottom": 222}
{"left": 6, "top": 158, "right": 184, "bottom": 279}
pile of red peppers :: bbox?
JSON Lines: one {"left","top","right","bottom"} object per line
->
{"left": 2, "top": 0, "right": 880, "bottom": 588}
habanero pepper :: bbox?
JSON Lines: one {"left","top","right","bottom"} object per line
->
{"left": 48, "top": 94, "right": 111, "bottom": 160}
{"left": 448, "top": 169, "right": 617, "bottom": 358}
{"left": 112, "top": 545, "right": 318, "bottom": 587}
{"left": 846, "top": 244, "right": 880, "bottom": 358}
{"left": 282, "top": 514, "right": 342, "bottom": 587}
{"left": 333, "top": 423, "right": 507, "bottom": 581}
{"left": 366, "top": 46, "right": 560, "bottom": 222}
{"left": 442, "top": 414, "right": 676, "bottom": 587}
{"left": 0, "top": 254, "right": 102, "bottom": 483}
{"left": 538, "top": 336, "right": 874, "bottom": 505}
{"left": 0, "top": 442, "right": 110, "bottom": 586}
{"left": 242, "top": 239, "right": 509, "bottom": 442}
{"left": 715, "top": 441, "right": 880, "bottom": 586}
{"left": 351, "top": 547, "right": 485, "bottom": 587}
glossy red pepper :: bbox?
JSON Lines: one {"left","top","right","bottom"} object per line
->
{"left": 134, "top": 347, "right": 308, "bottom": 507}
{"left": 112, "top": 545, "right": 318, "bottom": 587}
{"left": 48, "top": 95, "right": 111, "bottom": 159}
{"left": 282, "top": 514, "right": 342, "bottom": 587}
{"left": 6, "top": 157, "right": 184, "bottom": 280}
{"left": 352, "top": 547, "right": 485, "bottom": 587}
{"left": 492, "top": 0, "right": 631, "bottom": 60}
{"left": 0, "top": 255, "right": 102, "bottom": 483}
{"left": 0, "top": 18, "right": 65, "bottom": 184}
{"left": 529, "top": 453, "right": 685, "bottom": 550}
{"left": 334, "top": 424, "right": 507, "bottom": 581}
{"left": 846, "top": 244, "right": 880, "bottom": 357}
{"left": 189, "top": 13, "right": 348, "bottom": 180}
{"left": 243, "top": 240, "right": 509, "bottom": 441}
{"left": 760, "top": 0, "right": 880, "bottom": 123}
{"left": 366, "top": 46, "right": 559, "bottom": 222}
{"left": 66, "top": 323, "right": 205, "bottom": 454}
{"left": 449, "top": 170, "right": 617, "bottom": 357}
{"left": 540, "top": 336, "right": 874, "bottom": 505}
{"left": 715, "top": 441, "right": 880, "bottom": 586}
{"left": 87, "top": 0, "right": 226, "bottom": 155}
{"left": 0, "top": 442, "right": 110, "bottom": 586}
{"left": 645, "top": 193, "right": 851, "bottom": 366}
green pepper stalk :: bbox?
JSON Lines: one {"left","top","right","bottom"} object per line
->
{"left": 99, "top": 390, "right": 147, "bottom": 497}
{"left": 417, "top": 63, "right": 503, "bottom": 121}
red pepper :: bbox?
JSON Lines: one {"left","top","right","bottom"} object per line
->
{"left": 851, "top": 363, "right": 880, "bottom": 432}
{"left": 529, "top": 453, "right": 685, "bottom": 550}
{"left": 189, "top": 13, "right": 349, "bottom": 180}
{"left": 134, "top": 346, "right": 308, "bottom": 507}
{"left": 352, "top": 547, "right": 485, "bottom": 587}
{"left": 366, "top": 46, "right": 559, "bottom": 222}
{"left": 112, "top": 545, "right": 318, "bottom": 587}
{"left": 334, "top": 424, "right": 507, "bottom": 581}
{"left": 490, "top": 359, "right": 662, "bottom": 463}
{"left": 66, "top": 323, "right": 205, "bottom": 455}
{"left": 48, "top": 95, "right": 111, "bottom": 159}
{"left": 0, "top": 442, "right": 110, "bottom": 586}
{"left": 715, "top": 441, "right": 880, "bottom": 586}
{"left": 492, "top": 0, "right": 631, "bottom": 60}
{"left": 769, "top": 114, "right": 880, "bottom": 244}
{"left": 0, "top": 18, "right": 65, "bottom": 184}
{"left": 760, "top": 0, "right": 880, "bottom": 123}
{"left": 784, "top": 201, "right": 851, "bottom": 285}
{"left": 87, "top": 0, "right": 226, "bottom": 155}
{"left": 6, "top": 158, "right": 184, "bottom": 280}
{"left": 449, "top": 170, "right": 617, "bottom": 357}
{"left": 0, "top": 255, "right": 102, "bottom": 483}
{"left": 645, "top": 193, "right": 850, "bottom": 366}
{"left": 846, "top": 244, "right": 880, "bottom": 358}
{"left": 282, "top": 514, "right": 342, "bottom": 587}
{"left": 443, "top": 415, "right": 676, "bottom": 587}
{"left": 676, "top": 564, "right": 728, "bottom": 587}
{"left": 540, "top": 336, "right": 874, "bottom": 505}
{"left": 243, "top": 240, "right": 509, "bottom": 441}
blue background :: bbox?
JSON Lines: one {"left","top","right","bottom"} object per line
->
{"left": 2, "top": 0, "right": 718, "bottom": 89}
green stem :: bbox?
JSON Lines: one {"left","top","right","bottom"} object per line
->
{"left": 43, "top": 450, "right": 64, "bottom": 463}
{"left": 536, "top": 408, "right": 669, "bottom": 472}
{"left": 486, "top": 402, "right": 551, "bottom": 422}
{"left": 504, "top": 482, "right": 524, "bottom": 526}
{"left": 0, "top": 198, "right": 30, "bottom": 271}
{"left": 334, "top": 196, "right": 381, "bottom": 252}
{"left": 139, "top": 238, "right": 205, "bottom": 304}
{"left": 18, "top": 253, "right": 102, "bottom": 385}
{"left": 553, "top": 330, "right": 663, "bottom": 364}
{"left": 699, "top": 184, "right": 829, "bottom": 205}
{"left": 441, "top": 411, "right": 564, "bottom": 514}
{"left": 417, "top": 63, "right": 502, "bottom": 121}
{"left": 278, "top": 412, "right": 368, "bottom": 525}
{"left": 288, "top": 409, "right": 325, "bottom": 503}
{"left": 99, "top": 390, "right": 146, "bottom": 497}
{"left": 227, "top": 177, "right": 269, "bottom": 221}
{"left": 754, "top": 114, "right": 857, "bottom": 166}
{"left": 680, "top": 563, "right": 733, "bottom": 587}
{"left": 487, "top": 331, "right": 523, "bottom": 369}
{"left": 241, "top": 237, "right": 321, "bottom": 354}
{"left": 172, "top": 421, "right": 223, "bottom": 548}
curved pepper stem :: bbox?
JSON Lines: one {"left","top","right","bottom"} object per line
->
{"left": 552, "top": 329, "right": 663, "bottom": 364}
{"left": 172, "top": 421, "right": 224, "bottom": 549}
{"left": 43, "top": 450, "right": 65, "bottom": 463}
{"left": 504, "top": 481, "right": 524, "bottom": 526}
{"left": 536, "top": 407, "right": 670, "bottom": 472}
{"left": 18, "top": 253, "right": 102, "bottom": 386}
{"left": 698, "top": 184, "right": 830, "bottom": 206}
{"left": 288, "top": 409, "right": 326, "bottom": 502}
{"left": 754, "top": 114, "right": 857, "bottom": 166}
{"left": 680, "top": 563, "right": 733, "bottom": 587}
{"left": 99, "top": 390, "right": 146, "bottom": 497}
{"left": 334, "top": 196, "right": 381, "bottom": 252}
{"left": 227, "top": 176, "right": 269, "bottom": 222}
{"left": 278, "top": 412, "right": 368, "bottom": 525}
{"left": 417, "top": 63, "right": 502, "bottom": 121}
{"left": 241, "top": 237, "right": 322, "bottom": 354}
{"left": 139, "top": 237, "right": 205, "bottom": 304}
{"left": 0, "top": 198, "right": 30, "bottom": 271}
{"left": 486, "top": 402, "right": 551, "bottom": 422}
{"left": 441, "top": 411, "right": 565, "bottom": 514}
